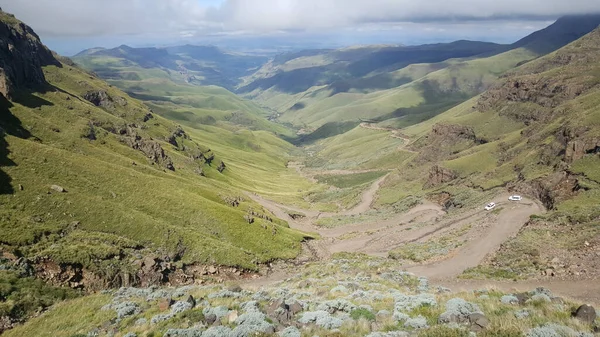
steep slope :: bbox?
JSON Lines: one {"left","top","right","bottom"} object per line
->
{"left": 369, "top": 27, "right": 600, "bottom": 279}
{"left": 0, "top": 10, "right": 316, "bottom": 296}
{"left": 74, "top": 48, "right": 291, "bottom": 137}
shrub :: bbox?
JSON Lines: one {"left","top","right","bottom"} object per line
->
{"left": 203, "top": 306, "right": 230, "bottom": 319}
{"left": 150, "top": 313, "right": 173, "bottom": 324}
{"left": 404, "top": 315, "right": 429, "bottom": 329}
{"left": 163, "top": 329, "right": 203, "bottom": 337}
{"left": 418, "top": 326, "right": 470, "bottom": 337}
{"left": 501, "top": 295, "right": 519, "bottom": 305}
{"left": 202, "top": 326, "right": 233, "bottom": 337}
{"left": 479, "top": 327, "right": 524, "bottom": 337}
{"left": 298, "top": 310, "right": 343, "bottom": 329}
{"left": 350, "top": 308, "right": 376, "bottom": 321}
{"left": 170, "top": 301, "right": 192, "bottom": 315}
{"left": 393, "top": 293, "right": 438, "bottom": 312}
{"left": 278, "top": 326, "right": 302, "bottom": 337}
{"left": 527, "top": 323, "right": 593, "bottom": 337}
{"left": 438, "top": 298, "right": 482, "bottom": 323}
{"left": 317, "top": 299, "right": 357, "bottom": 313}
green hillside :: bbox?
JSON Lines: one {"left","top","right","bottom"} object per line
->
{"left": 307, "top": 27, "right": 600, "bottom": 280}
{"left": 0, "top": 10, "right": 328, "bottom": 298}
{"left": 242, "top": 16, "right": 600, "bottom": 131}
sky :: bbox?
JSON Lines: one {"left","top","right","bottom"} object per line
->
{"left": 2, "top": 0, "right": 599, "bottom": 55}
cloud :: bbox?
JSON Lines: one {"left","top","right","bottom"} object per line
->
{"left": 2, "top": 0, "right": 599, "bottom": 38}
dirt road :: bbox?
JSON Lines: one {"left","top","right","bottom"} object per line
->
{"left": 246, "top": 165, "right": 600, "bottom": 302}
{"left": 406, "top": 196, "right": 543, "bottom": 279}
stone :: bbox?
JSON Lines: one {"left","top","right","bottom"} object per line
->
{"left": 298, "top": 280, "right": 311, "bottom": 288}
{"left": 158, "top": 298, "right": 173, "bottom": 311}
{"left": 207, "top": 266, "right": 217, "bottom": 274}
{"left": 468, "top": 313, "right": 489, "bottom": 332}
{"left": 50, "top": 185, "right": 65, "bottom": 193}
{"left": 227, "top": 310, "right": 238, "bottom": 324}
{"left": 205, "top": 313, "right": 217, "bottom": 325}
{"left": 573, "top": 304, "right": 596, "bottom": 323}
{"left": 514, "top": 292, "right": 530, "bottom": 305}
{"left": 227, "top": 285, "right": 242, "bottom": 293}
{"left": 185, "top": 295, "right": 196, "bottom": 307}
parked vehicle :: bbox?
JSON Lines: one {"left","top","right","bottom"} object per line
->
{"left": 484, "top": 202, "right": 496, "bottom": 211}
{"left": 508, "top": 195, "right": 522, "bottom": 201}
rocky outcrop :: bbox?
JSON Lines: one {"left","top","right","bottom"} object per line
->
{"left": 477, "top": 76, "right": 594, "bottom": 113}
{"left": 83, "top": 90, "right": 128, "bottom": 110}
{"left": 425, "top": 165, "right": 457, "bottom": 188}
{"left": 0, "top": 10, "right": 61, "bottom": 98}
{"left": 507, "top": 171, "right": 580, "bottom": 209}
{"left": 167, "top": 126, "right": 188, "bottom": 147}
{"left": 431, "top": 124, "right": 477, "bottom": 142}
{"left": 217, "top": 160, "right": 226, "bottom": 173}
{"left": 557, "top": 126, "right": 600, "bottom": 163}
{"left": 121, "top": 126, "right": 174, "bottom": 171}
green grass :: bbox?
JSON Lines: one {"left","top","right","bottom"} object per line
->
{"left": 0, "top": 62, "right": 324, "bottom": 275}
{"left": 315, "top": 171, "right": 386, "bottom": 189}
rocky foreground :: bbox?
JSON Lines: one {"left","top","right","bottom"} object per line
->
{"left": 5, "top": 254, "right": 598, "bottom": 337}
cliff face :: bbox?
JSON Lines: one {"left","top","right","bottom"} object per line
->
{"left": 0, "top": 10, "right": 60, "bottom": 98}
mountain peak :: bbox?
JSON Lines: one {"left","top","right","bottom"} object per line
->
{"left": 511, "top": 13, "right": 600, "bottom": 54}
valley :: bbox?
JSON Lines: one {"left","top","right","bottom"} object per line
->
{"left": 1, "top": 7, "right": 600, "bottom": 337}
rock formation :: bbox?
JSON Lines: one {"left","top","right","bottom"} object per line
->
{"left": 0, "top": 10, "right": 60, "bottom": 98}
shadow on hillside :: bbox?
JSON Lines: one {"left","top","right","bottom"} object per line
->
{"left": 371, "top": 80, "right": 470, "bottom": 127}
{"left": 0, "top": 95, "right": 31, "bottom": 194}
{"left": 10, "top": 86, "right": 54, "bottom": 109}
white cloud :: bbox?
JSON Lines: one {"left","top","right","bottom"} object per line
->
{"left": 1, "top": 0, "right": 599, "bottom": 37}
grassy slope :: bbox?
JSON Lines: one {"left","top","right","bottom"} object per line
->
{"left": 253, "top": 47, "right": 538, "bottom": 130}
{"left": 0, "top": 62, "right": 322, "bottom": 273}
{"left": 73, "top": 54, "right": 292, "bottom": 138}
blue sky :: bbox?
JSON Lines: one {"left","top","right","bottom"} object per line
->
{"left": 1, "top": 0, "right": 598, "bottom": 55}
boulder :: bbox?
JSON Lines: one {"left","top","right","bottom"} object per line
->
{"left": 573, "top": 304, "right": 596, "bottom": 323}
{"left": 50, "top": 185, "right": 65, "bottom": 193}
{"left": 185, "top": 295, "right": 196, "bottom": 307}
{"left": 469, "top": 313, "right": 489, "bottom": 332}
{"left": 227, "top": 310, "right": 238, "bottom": 324}
{"left": 84, "top": 90, "right": 114, "bottom": 109}
{"left": 158, "top": 298, "right": 173, "bottom": 311}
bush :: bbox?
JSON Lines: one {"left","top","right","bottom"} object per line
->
{"left": 299, "top": 310, "right": 343, "bottom": 329}
{"left": 404, "top": 315, "right": 429, "bottom": 329}
{"left": 278, "top": 326, "right": 301, "bottom": 337}
{"left": 501, "top": 295, "right": 519, "bottom": 305}
{"left": 350, "top": 308, "right": 376, "bottom": 321}
{"left": 418, "top": 326, "right": 470, "bottom": 337}
{"left": 0, "top": 271, "right": 78, "bottom": 320}
{"left": 479, "top": 327, "right": 524, "bottom": 337}
{"left": 438, "top": 298, "right": 482, "bottom": 323}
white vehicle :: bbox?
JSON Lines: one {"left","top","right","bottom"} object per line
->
{"left": 484, "top": 202, "right": 496, "bottom": 211}
{"left": 508, "top": 195, "right": 522, "bottom": 201}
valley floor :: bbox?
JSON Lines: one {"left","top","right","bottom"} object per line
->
{"left": 245, "top": 167, "right": 600, "bottom": 304}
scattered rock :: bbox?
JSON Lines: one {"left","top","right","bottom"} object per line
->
{"left": 84, "top": 90, "right": 114, "bottom": 109}
{"left": 158, "top": 297, "right": 173, "bottom": 311}
{"left": 185, "top": 295, "right": 196, "bottom": 307}
{"left": 227, "top": 310, "right": 238, "bottom": 324}
{"left": 227, "top": 285, "right": 243, "bottom": 293}
{"left": 468, "top": 313, "right": 489, "bottom": 332}
{"left": 573, "top": 304, "right": 596, "bottom": 323}
{"left": 217, "top": 161, "right": 226, "bottom": 173}
{"left": 50, "top": 185, "right": 66, "bottom": 193}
